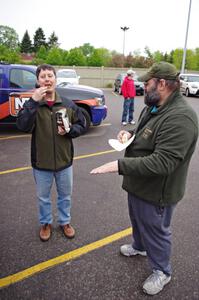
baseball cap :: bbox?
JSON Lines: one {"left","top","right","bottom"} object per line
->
{"left": 138, "top": 62, "right": 179, "bottom": 82}
{"left": 127, "top": 69, "right": 135, "bottom": 75}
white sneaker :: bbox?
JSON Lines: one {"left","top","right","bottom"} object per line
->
{"left": 120, "top": 244, "right": 147, "bottom": 257}
{"left": 130, "top": 120, "right": 136, "bottom": 125}
{"left": 122, "top": 122, "right": 127, "bottom": 126}
{"left": 143, "top": 270, "right": 171, "bottom": 295}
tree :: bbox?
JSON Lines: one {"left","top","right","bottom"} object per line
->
{"left": 0, "top": 25, "right": 19, "bottom": 50}
{"left": 20, "top": 30, "right": 32, "bottom": 53}
{"left": 36, "top": 45, "right": 48, "bottom": 60}
{"left": 185, "top": 49, "right": 197, "bottom": 71}
{"left": 0, "top": 45, "right": 20, "bottom": 63}
{"left": 67, "top": 48, "right": 86, "bottom": 66}
{"left": 79, "top": 43, "right": 94, "bottom": 57}
{"left": 47, "top": 31, "right": 59, "bottom": 49}
{"left": 88, "top": 48, "right": 111, "bottom": 67}
{"left": 172, "top": 49, "right": 183, "bottom": 70}
{"left": 110, "top": 54, "right": 124, "bottom": 67}
{"left": 144, "top": 46, "right": 153, "bottom": 59}
{"left": 33, "top": 27, "right": 46, "bottom": 52}
{"left": 153, "top": 50, "right": 164, "bottom": 62}
{"left": 195, "top": 48, "right": 199, "bottom": 70}
{"left": 46, "top": 47, "right": 63, "bottom": 65}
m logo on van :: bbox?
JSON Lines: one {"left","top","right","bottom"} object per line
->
{"left": 9, "top": 93, "right": 32, "bottom": 116}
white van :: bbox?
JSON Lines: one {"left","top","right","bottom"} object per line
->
{"left": 179, "top": 73, "right": 199, "bottom": 97}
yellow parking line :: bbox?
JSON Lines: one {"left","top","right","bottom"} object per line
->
{"left": 0, "top": 227, "right": 132, "bottom": 289}
{"left": 0, "top": 149, "right": 116, "bottom": 175}
{"left": 0, "top": 135, "right": 30, "bottom": 140}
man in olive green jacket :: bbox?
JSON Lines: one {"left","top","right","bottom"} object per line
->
{"left": 90, "top": 62, "right": 198, "bottom": 296}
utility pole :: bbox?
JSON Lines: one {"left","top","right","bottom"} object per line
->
{"left": 181, "top": 0, "right": 192, "bottom": 73}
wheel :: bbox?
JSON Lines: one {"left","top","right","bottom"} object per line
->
{"left": 80, "top": 107, "right": 91, "bottom": 132}
{"left": 185, "top": 88, "right": 190, "bottom": 97}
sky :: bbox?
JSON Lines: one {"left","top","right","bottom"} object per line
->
{"left": 1, "top": 0, "right": 199, "bottom": 55}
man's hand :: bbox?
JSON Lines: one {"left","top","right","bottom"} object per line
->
{"left": 90, "top": 161, "right": 118, "bottom": 174}
{"left": 32, "top": 87, "right": 48, "bottom": 102}
{"left": 117, "top": 130, "right": 132, "bottom": 143}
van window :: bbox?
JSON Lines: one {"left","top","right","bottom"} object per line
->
{"left": 10, "top": 69, "right": 36, "bottom": 89}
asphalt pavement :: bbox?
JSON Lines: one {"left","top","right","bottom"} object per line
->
{"left": 0, "top": 90, "right": 199, "bottom": 299}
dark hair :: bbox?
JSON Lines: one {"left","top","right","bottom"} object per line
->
{"left": 154, "top": 78, "right": 180, "bottom": 92}
{"left": 36, "top": 64, "right": 56, "bottom": 79}
{"left": 165, "top": 78, "right": 180, "bottom": 92}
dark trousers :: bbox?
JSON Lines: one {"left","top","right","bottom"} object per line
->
{"left": 128, "top": 193, "right": 176, "bottom": 275}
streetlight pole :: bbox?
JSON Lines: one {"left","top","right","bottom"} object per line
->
{"left": 181, "top": 0, "right": 192, "bottom": 74}
{"left": 121, "top": 26, "right": 129, "bottom": 57}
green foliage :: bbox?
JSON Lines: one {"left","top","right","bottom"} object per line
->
{"left": 60, "top": 49, "right": 68, "bottom": 66}
{"left": 88, "top": 48, "right": 111, "bottom": 67}
{"left": 0, "top": 25, "right": 19, "bottom": 50}
{"left": 172, "top": 49, "right": 183, "bottom": 69}
{"left": 20, "top": 30, "right": 32, "bottom": 53}
{"left": 46, "top": 47, "right": 63, "bottom": 65}
{"left": 33, "top": 27, "right": 46, "bottom": 52}
{"left": 36, "top": 45, "right": 48, "bottom": 60}
{"left": 47, "top": 31, "right": 59, "bottom": 49}
{"left": 106, "top": 82, "right": 113, "bottom": 88}
{"left": 67, "top": 48, "right": 86, "bottom": 66}
{"left": 79, "top": 43, "right": 94, "bottom": 57}
{"left": 0, "top": 44, "right": 20, "bottom": 63}
{"left": 153, "top": 50, "right": 164, "bottom": 62}
{"left": 1, "top": 25, "right": 199, "bottom": 70}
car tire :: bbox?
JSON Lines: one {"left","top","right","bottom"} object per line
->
{"left": 80, "top": 107, "right": 91, "bottom": 132}
{"left": 185, "top": 88, "right": 190, "bottom": 97}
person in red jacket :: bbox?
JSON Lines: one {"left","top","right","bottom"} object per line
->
{"left": 121, "top": 69, "right": 136, "bottom": 125}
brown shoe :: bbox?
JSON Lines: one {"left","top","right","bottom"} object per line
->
{"left": 61, "top": 224, "right": 75, "bottom": 239}
{"left": 39, "top": 224, "right": 52, "bottom": 241}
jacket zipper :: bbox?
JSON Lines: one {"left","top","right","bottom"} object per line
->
{"left": 50, "top": 108, "right": 57, "bottom": 170}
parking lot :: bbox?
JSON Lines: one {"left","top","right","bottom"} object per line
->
{"left": 0, "top": 90, "right": 199, "bottom": 299}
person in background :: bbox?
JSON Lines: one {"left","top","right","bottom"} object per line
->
{"left": 17, "top": 64, "right": 86, "bottom": 242}
{"left": 121, "top": 69, "right": 136, "bottom": 126}
{"left": 90, "top": 62, "right": 198, "bottom": 295}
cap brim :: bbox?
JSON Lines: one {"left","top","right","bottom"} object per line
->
{"left": 137, "top": 73, "right": 151, "bottom": 82}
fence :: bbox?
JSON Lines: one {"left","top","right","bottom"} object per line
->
{"left": 55, "top": 66, "right": 148, "bottom": 88}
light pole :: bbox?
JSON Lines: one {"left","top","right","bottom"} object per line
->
{"left": 121, "top": 26, "right": 129, "bottom": 57}
{"left": 181, "top": 0, "right": 192, "bottom": 74}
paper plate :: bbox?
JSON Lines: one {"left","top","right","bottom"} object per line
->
{"left": 108, "top": 134, "right": 135, "bottom": 151}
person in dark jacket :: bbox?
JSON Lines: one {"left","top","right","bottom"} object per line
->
{"left": 121, "top": 69, "right": 136, "bottom": 125}
{"left": 90, "top": 62, "right": 198, "bottom": 295}
{"left": 17, "top": 64, "right": 86, "bottom": 242}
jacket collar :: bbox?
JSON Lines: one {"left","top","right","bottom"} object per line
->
{"left": 150, "top": 90, "right": 181, "bottom": 115}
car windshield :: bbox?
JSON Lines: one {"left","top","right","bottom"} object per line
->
{"left": 57, "top": 70, "right": 77, "bottom": 78}
{"left": 187, "top": 76, "right": 199, "bottom": 82}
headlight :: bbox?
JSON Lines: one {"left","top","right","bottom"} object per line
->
{"left": 95, "top": 97, "right": 105, "bottom": 106}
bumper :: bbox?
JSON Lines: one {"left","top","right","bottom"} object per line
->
{"left": 91, "top": 105, "right": 107, "bottom": 125}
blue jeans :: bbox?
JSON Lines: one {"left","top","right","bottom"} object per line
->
{"left": 33, "top": 166, "right": 73, "bottom": 225}
{"left": 122, "top": 98, "right": 134, "bottom": 123}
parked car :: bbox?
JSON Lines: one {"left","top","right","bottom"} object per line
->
{"left": 56, "top": 69, "right": 80, "bottom": 85}
{"left": 114, "top": 73, "right": 144, "bottom": 96}
{"left": 0, "top": 63, "right": 107, "bottom": 131}
{"left": 179, "top": 73, "right": 199, "bottom": 97}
